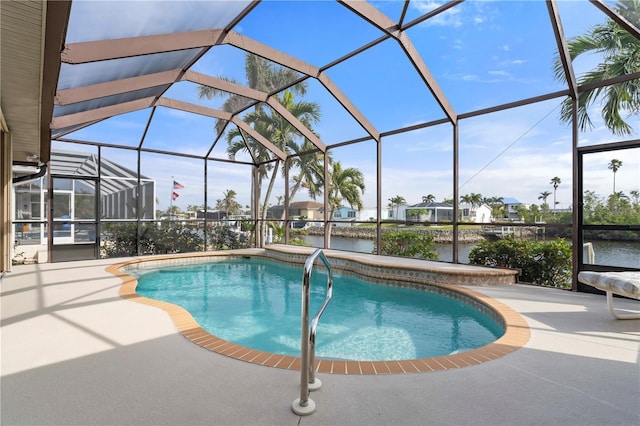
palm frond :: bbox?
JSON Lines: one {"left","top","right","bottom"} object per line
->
{"left": 552, "top": 1, "right": 640, "bottom": 135}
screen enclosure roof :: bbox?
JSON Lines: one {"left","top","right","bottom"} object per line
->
{"left": 4, "top": 1, "right": 640, "bottom": 165}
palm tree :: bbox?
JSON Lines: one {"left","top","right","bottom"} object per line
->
{"left": 608, "top": 159, "right": 623, "bottom": 193}
{"left": 286, "top": 139, "right": 328, "bottom": 210}
{"left": 221, "top": 189, "right": 241, "bottom": 217}
{"left": 552, "top": 0, "right": 640, "bottom": 136}
{"left": 165, "top": 205, "right": 181, "bottom": 216}
{"left": 484, "top": 196, "right": 505, "bottom": 220}
{"left": 469, "top": 193, "right": 483, "bottom": 211}
{"left": 460, "top": 194, "right": 474, "bottom": 220}
{"left": 608, "top": 191, "right": 630, "bottom": 212}
{"left": 327, "top": 161, "right": 365, "bottom": 247}
{"left": 225, "top": 119, "right": 274, "bottom": 245}
{"left": 630, "top": 189, "right": 640, "bottom": 206}
{"left": 550, "top": 177, "right": 561, "bottom": 214}
{"left": 538, "top": 191, "right": 551, "bottom": 207}
{"left": 422, "top": 194, "right": 435, "bottom": 203}
{"left": 460, "top": 194, "right": 473, "bottom": 206}
{"left": 198, "top": 54, "right": 308, "bottom": 135}
{"left": 387, "top": 195, "right": 406, "bottom": 221}
{"left": 197, "top": 53, "right": 318, "bottom": 246}
{"left": 224, "top": 89, "right": 320, "bottom": 246}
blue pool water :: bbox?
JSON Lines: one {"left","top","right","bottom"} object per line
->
{"left": 132, "top": 258, "right": 504, "bottom": 361}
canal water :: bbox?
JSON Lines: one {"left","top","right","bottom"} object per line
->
{"left": 301, "top": 235, "right": 640, "bottom": 269}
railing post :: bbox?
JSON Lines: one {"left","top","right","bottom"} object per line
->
{"left": 292, "top": 249, "right": 332, "bottom": 416}
{"left": 292, "top": 256, "right": 314, "bottom": 415}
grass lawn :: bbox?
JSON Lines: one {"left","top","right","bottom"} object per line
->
{"left": 355, "top": 223, "right": 479, "bottom": 231}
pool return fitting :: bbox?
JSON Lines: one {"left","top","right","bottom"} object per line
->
{"left": 292, "top": 249, "right": 333, "bottom": 416}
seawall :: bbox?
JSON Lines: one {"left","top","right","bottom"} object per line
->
{"left": 301, "top": 226, "right": 486, "bottom": 243}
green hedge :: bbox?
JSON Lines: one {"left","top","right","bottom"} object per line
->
{"left": 101, "top": 222, "right": 251, "bottom": 257}
{"left": 374, "top": 231, "right": 438, "bottom": 260}
{"left": 469, "top": 237, "right": 572, "bottom": 288}
{"left": 102, "top": 222, "right": 205, "bottom": 257}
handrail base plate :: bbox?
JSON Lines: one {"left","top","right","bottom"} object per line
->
{"left": 292, "top": 397, "right": 316, "bottom": 416}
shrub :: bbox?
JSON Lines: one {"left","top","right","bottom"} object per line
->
{"left": 374, "top": 231, "right": 438, "bottom": 260}
{"left": 102, "top": 222, "right": 205, "bottom": 257}
{"left": 531, "top": 239, "right": 573, "bottom": 287}
{"left": 208, "top": 224, "right": 248, "bottom": 250}
{"left": 288, "top": 238, "right": 312, "bottom": 247}
{"left": 102, "top": 223, "right": 139, "bottom": 257}
{"left": 469, "top": 237, "right": 572, "bottom": 288}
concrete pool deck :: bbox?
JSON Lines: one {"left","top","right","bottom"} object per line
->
{"left": 2, "top": 253, "right": 639, "bottom": 425}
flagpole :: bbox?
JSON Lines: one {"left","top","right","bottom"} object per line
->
{"left": 169, "top": 178, "right": 183, "bottom": 221}
{"left": 169, "top": 175, "right": 174, "bottom": 220}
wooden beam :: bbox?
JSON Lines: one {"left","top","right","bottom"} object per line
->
{"left": 56, "top": 70, "right": 181, "bottom": 105}
{"left": 62, "top": 29, "right": 225, "bottom": 64}
{"left": 156, "top": 97, "right": 232, "bottom": 121}
{"left": 547, "top": 0, "right": 578, "bottom": 99}
{"left": 338, "top": 0, "right": 399, "bottom": 36}
{"left": 183, "top": 70, "right": 268, "bottom": 102}
{"left": 232, "top": 117, "right": 287, "bottom": 161}
{"left": 590, "top": 0, "right": 640, "bottom": 40}
{"left": 51, "top": 97, "right": 155, "bottom": 129}
{"left": 266, "top": 98, "right": 326, "bottom": 152}
{"left": 317, "top": 72, "right": 380, "bottom": 141}
{"left": 223, "top": 31, "right": 320, "bottom": 77}
{"left": 397, "top": 32, "right": 457, "bottom": 125}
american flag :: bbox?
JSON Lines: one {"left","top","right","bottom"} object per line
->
{"left": 173, "top": 180, "right": 184, "bottom": 189}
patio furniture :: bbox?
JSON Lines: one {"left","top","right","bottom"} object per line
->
{"left": 578, "top": 271, "right": 640, "bottom": 320}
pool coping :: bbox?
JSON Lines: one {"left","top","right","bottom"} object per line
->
{"left": 106, "top": 248, "right": 530, "bottom": 375}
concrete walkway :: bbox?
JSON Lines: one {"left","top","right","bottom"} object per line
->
{"left": 2, "top": 259, "right": 639, "bottom": 425}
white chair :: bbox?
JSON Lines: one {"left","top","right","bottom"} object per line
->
{"left": 578, "top": 271, "right": 640, "bottom": 320}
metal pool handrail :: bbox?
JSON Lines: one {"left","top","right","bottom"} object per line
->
{"left": 292, "top": 249, "right": 333, "bottom": 416}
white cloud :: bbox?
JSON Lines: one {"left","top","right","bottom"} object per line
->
{"left": 411, "top": 1, "right": 463, "bottom": 27}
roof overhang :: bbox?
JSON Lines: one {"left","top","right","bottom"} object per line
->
{"left": 0, "top": 0, "right": 70, "bottom": 165}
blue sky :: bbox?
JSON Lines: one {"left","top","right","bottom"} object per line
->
{"left": 59, "top": 0, "right": 639, "bottom": 212}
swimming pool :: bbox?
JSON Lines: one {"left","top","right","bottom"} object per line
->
{"left": 130, "top": 256, "right": 504, "bottom": 361}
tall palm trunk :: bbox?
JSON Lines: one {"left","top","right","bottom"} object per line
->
{"left": 279, "top": 179, "right": 302, "bottom": 221}
{"left": 260, "top": 160, "right": 280, "bottom": 246}
{"left": 249, "top": 166, "right": 261, "bottom": 247}
{"left": 326, "top": 207, "right": 335, "bottom": 248}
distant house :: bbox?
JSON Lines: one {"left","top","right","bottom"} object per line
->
{"left": 320, "top": 205, "right": 358, "bottom": 226}
{"left": 387, "top": 204, "right": 408, "bottom": 221}
{"left": 290, "top": 201, "right": 323, "bottom": 220}
{"left": 405, "top": 202, "right": 454, "bottom": 223}
{"left": 459, "top": 203, "right": 492, "bottom": 223}
{"left": 266, "top": 201, "right": 323, "bottom": 220}
{"left": 357, "top": 207, "right": 390, "bottom": 222}
{"left": 196, "top": 210, "right": 227, "bottom": 220}
{"left": 501, "top": 197, "right": 529, "bottom": 221}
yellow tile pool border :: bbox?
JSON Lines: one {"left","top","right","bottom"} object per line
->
{"left": 107, "top": 249, "right": 530, "bottom": 375}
